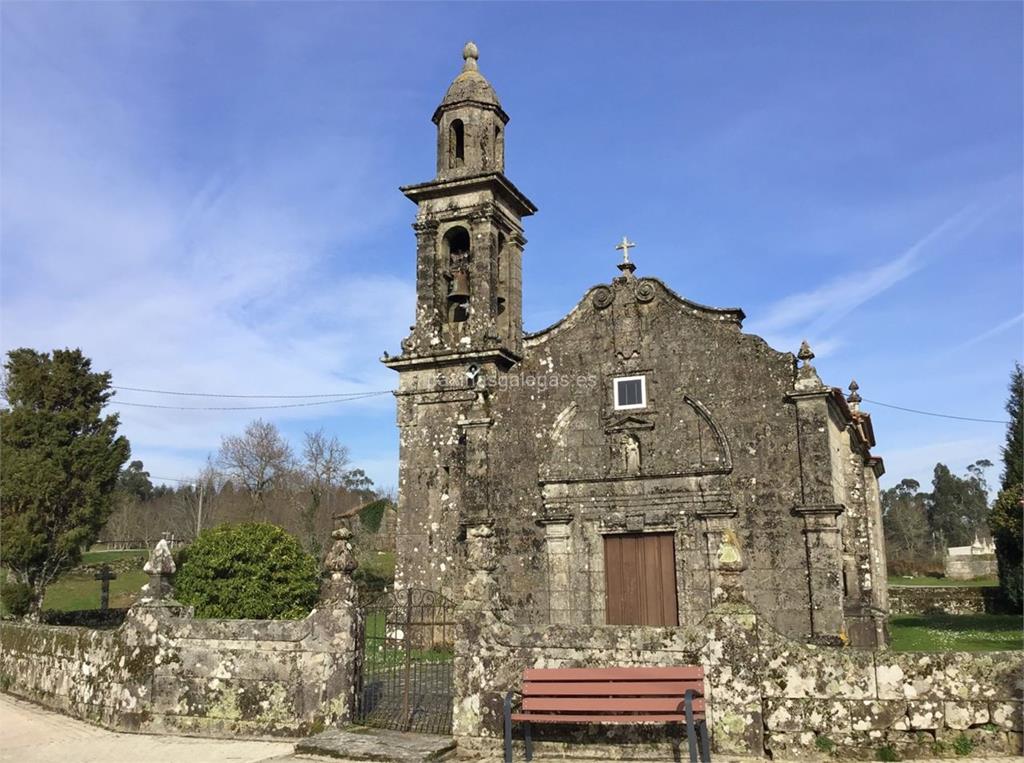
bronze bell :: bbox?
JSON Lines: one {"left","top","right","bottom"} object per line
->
{"left": 448, "top": 270, "right": 470, "bottom": 302}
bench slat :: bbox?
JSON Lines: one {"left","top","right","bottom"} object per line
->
{"left": 523, "top": 680, "right": 703, "bottom": 697}
{"left": 511, "top": 713, "right": 701, "bottom": 724}
{"left": 522, "top": 697, "right": 705, "bottom": 713}
{"left": 522, "top": 667, "right": 703, "bottom": 682}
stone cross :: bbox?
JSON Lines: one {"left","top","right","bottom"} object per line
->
{"left": 93, "top": 563, "right": 117, "bottom": 611}
{"left": 615, "top": 235, "right": 636, "bottom": 264}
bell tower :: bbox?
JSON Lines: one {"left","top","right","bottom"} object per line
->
{"left": 392, "top": 42, "right": 536, "bottom": 363}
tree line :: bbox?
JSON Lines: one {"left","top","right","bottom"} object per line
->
{"left": 0, "top": 347, "right": 391, "bottom": 616}
{"left": 103, "top": 419, "right": 390, "bottom": 559}
{"left": 882, "top": 362, "right": 1022, "bottom": 611}
{"left": 882, "top": 460, "right": 993, "bottom": 575}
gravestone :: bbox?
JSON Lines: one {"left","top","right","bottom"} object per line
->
{"left": 93, "top": 563, "right": 117, "bottom": 611}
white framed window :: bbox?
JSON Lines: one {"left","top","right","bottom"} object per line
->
{"left": 613, "top": 375, "right": 647, "bottom": 410}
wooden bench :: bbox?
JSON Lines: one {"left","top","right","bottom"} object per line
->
{"left": 503, "top": 666, "right": 710, "bottom": 762}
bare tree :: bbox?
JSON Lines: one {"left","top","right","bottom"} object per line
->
{"left": 217, "top": 419, "right": 294, "bottom": 520}
{"left": 298, "top": 429, "right": 350, "bottom": 555}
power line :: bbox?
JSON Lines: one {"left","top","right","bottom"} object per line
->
{"left": 110, "top": 391, "right": 392, "bottom": 411}
{"left": 113, "top": 385, "right": 380, "bottom": 399}
{"left": 862, "top": 398, "right": 1009, "bottom": 425}
{"left": 107, "top": 384, "right": 1007, "bottom": 423}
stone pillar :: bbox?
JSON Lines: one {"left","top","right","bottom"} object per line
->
{"left": 459, "top": 522, "right": 501, "bottom": 617}
{"left": 411, "top": 219, "right": 440, "bottom": 350}
{"left": 696, "top": 505, "right": 746, "bottom": 606}
{"left": 453, "top": 522, "right": 504, "bottom": 743}
{"left": 539, "top": 516, "right": 573, "bottom": 624}
{"left": 789, "top": 342, "right": 847, "bottom": 643}
{"left": 314, "top": 525, "right": 360, "bottom": 726}
{"left": 701, "top": 605, "right": 764, "bottom": 756}
{"left": 793, "top": 504, "right": 846, "bottom": 643}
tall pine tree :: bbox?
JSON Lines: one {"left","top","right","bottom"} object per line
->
{"left": 990, "top": 362, "right": 1023, "bottom": 607}
{"left": 0, "top": 348, "right": 130, "bottom": 616}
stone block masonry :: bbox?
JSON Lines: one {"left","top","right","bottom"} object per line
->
{"left": 454, "top": 525, "right": 1023, "bottom": 761}
{"left": 889, "top": 586, "right": 1011, "bottom": 616}
{"left": 454, "top": 607, "right": 1022, "bottom": 760}
{"left": 0, "top": 528, "right": 360, "bottom": 739}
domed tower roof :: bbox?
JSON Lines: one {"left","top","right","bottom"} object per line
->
{"left": 432, "top": 42, "right": 506, "bottom": 124}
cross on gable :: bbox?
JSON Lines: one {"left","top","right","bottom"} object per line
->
{"left": 615, "top": 235, "right": 636, "bottom": 263}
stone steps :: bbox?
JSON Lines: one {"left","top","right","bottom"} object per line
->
{"left": 294, "top": 727, "right": 456, "bottom": 762}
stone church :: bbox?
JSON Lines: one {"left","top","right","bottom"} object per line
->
{"left": 384, "top": 43, "right": 890, "bottom": 648}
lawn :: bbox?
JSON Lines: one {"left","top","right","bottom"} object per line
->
{"left": 888, "top": 575, "right": 998, "bottom": 587}
{"left": 41, "top": 568, "right": 148, "bottom": 611}
{"left": 2, "top": 549, "right": 149, "bottom": 614}
{"left": 889, "top": 614, "right": 1023, "bottom": 652}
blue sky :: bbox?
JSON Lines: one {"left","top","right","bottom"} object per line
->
{"left": 2, "top": 2, "right": 1021, "bottom": 495}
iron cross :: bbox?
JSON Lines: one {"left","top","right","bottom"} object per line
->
{"left": 615, "top": 236, "right": 636, "bottom": 263}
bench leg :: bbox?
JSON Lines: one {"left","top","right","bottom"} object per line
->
{"left": 503, "top": 692, "right": 513, "bottom": 763}
{"left": 683, "top": 690, "right": 699, "bottom": 763}
{"left": 698, "top": 718, "right": 711, "bottom": 762}
{"left": 524, "top": 721, "right": 533, "bottom": 761}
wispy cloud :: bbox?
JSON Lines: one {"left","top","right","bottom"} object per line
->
{"left": 0, "top": 8, "right": 412, "bottom": 485}
{"left": 954, "top": 312, "right": 1024, "bottom": 351}
{"left": 747, "top": 203, "right": 995, "bottom": 355}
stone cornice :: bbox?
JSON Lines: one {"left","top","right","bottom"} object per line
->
{"left": 400, "top": 172, "right": 537, "bottom": 217}
{"left": 383, "top": 347, "right": 521, "bottom": 373}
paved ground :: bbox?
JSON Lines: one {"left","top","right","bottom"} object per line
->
{"left": 1, "top": 694, "right": 1020, "bottom": 763}
{"left": 0, "top": 694, "right": 293, "bottom": 763}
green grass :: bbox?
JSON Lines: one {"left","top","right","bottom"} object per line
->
{"left": 889, "top": 614, "right": 1023, "bottom": 652}
{"left": 2, "top": 549, "right": 149, "bottom": 615}
{"left": 41, "top": 569, "right": 148, "bottom": 611}
{"left": 888, "top": 575, "right": 998, "bottom": 587}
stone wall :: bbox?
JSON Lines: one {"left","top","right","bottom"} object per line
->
{"left": 889, "top": 586, "right": 1009, "bottom": 616}
{"left": 945, "top": 554, "right": 998, "bottom": 581}
{"left": 0, "top": 529, "right": 359, "bottom": 739}
{"left": 454, "top": 531, "right": 1022, "bottom": 760}
{"left": 454, "top": 606, "right": 1022, "bottom": 760}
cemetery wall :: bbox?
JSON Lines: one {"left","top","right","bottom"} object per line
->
{"left": 889, "top": 585, "right": 1009, "bottom": 616}
{"left": 0, "top": 528, "right": 360, "bottom": 739}
{"left": 0, "top": 599, "right": 357, "bottom": 738}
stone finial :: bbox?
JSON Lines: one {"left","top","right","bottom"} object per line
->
{"left": 322, "top": 525, "right": 358, "bottom": 602}
{"left": 324, "top": 526, "right": 358, "bottom": 577}
{"left": 794, "top": 339, "right": 826, "bottom": 392}
{"left": 141, "top": 537, "right": 176, "bottom": 602}
{"left": 797, "top": 340, "right": 815, "bottom": 366}
{"left": 144, "top": 537, "right": 176, "bottom": 576}
{"left": 847, "top": 379, "right": 862, "bottom": 412}
{"left": 462, "top": 41, "right": 479, "bottom": 71}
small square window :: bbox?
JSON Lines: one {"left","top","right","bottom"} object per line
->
{"left": 614, "top": 376, "right": 646, "bottom": 410}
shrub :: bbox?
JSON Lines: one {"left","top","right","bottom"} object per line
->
{"left": 1, "top": 581, "right": 33, "bottom": 617}
{"left": 952, "top": 733, "right": 974, "bottom": 757}
{"left": 174, "top": 523, "right": 319, "bottom": 619}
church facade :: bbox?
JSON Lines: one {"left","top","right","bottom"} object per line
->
{"left": 384, "top": 43, "right": 889, "bottom": 647}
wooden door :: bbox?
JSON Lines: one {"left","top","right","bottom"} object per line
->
{"left": 604, "top": 532, "right": 679, "bottom": 626}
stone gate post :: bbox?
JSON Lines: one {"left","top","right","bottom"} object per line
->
{"left": 313, "top": 525, "right": 361, "bottom": 725}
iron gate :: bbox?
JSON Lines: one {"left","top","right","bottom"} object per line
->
{"left": 353, "top": 587, "right": 456, "bottom": 735}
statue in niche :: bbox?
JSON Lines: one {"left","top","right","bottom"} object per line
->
{"left": 623, "top": 434, "right": 641, "bottom": 475}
